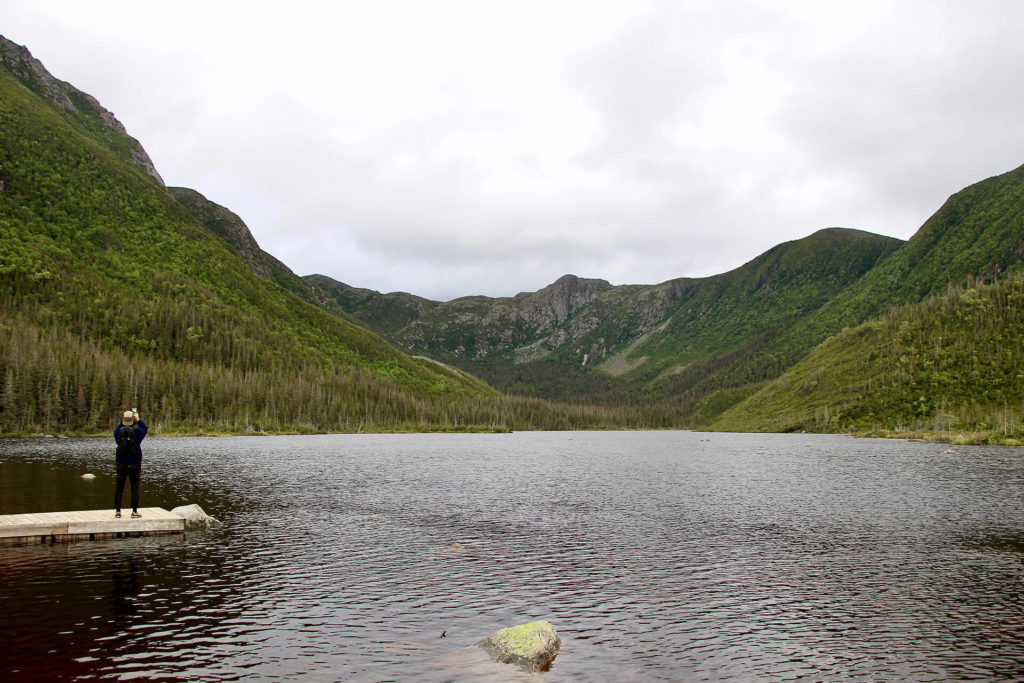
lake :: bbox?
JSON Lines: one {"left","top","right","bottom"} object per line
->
{"left": 1, "top": 431, "right": 1023, "bottom": 681}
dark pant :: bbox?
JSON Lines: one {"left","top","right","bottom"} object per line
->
{"left": 115, "top": 462, "right": 141, "bottom": 512}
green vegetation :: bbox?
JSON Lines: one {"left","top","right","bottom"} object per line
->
{"left": 4, "top": 34, "right": 1024, "bottom": 442}
{"left": 611, "top": 228, "right": 901, "bottom": 380}
{"left": 0, "top": 59, "right": 647, "bottom": 435}
{"left": 311, "top": 159, "right": 1024, "bottom": 442}
{"left": 334, "top": 228, "right": 904, "bottom": 422}
{"left": 309, "top": 274, "right": 437, "bottom": 337}
{"left": 713, "top": 275, "right": 1024, "bottom": 444}
{"left": 636, "top": 165, "right": 1024, "bottom": 430}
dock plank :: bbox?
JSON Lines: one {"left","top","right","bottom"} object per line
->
{"left": 0, "top": 508, "right": 185, "bottom": 545}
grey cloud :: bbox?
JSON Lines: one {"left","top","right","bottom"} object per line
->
{"left": 6, "top": 2, "right": 1024, "bottom": 301}
{"left": 772, "top": 2, "right": 1024, "bottom": 235}
{"left": 570, "top": 2, "right": 790, "bottom": 174}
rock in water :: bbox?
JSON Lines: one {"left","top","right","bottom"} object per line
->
{"left": 80, "top": 473, "right": 96, "bottom": 480}
{"left": 476, "top": 620, "right": 561, "bottom": 672}
{"left": 170, "top": 504, "right": 222, "bottom": 530}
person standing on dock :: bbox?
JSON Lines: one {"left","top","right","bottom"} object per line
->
{"left": 114, "top": 409, "right": 147, "bottom": 518}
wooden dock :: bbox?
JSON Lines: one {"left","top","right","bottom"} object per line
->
{"left": 0, "top": 508, "right": 186, "bottom": 546}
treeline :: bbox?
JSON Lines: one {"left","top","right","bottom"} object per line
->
{"left": 0, "top": 313, "right": 652, "bottom": 435}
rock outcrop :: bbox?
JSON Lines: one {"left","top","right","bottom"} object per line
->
{"left": 476, "top": 620, "right": 561, "bottom": 672}
{"left": 308, "top": 274, "right": 438, "bottom": 337}
{"left": 170, "top": 504, "right": 222, "bottom": 530}
{"left": 308, "top": 229, "right": 904, "bottom": 377}
{"left": 387, "top": 274, "right": 616, "bottom": 359}
{"left": 517, "top": 274, "right": 612, "bottom": 333}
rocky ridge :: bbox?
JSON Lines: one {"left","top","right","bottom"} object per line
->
{"left": 169, "top": 187, "right": 275, "bottom": 279}
{"left": 316, "top": 228, "right": 903, "bottom": 379}
{"left": 0, "top": 35, "right": 164, "bottom": 185}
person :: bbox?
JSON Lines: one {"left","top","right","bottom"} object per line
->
{"left": 114, "top": 408, "right": 147, "bottom": 518}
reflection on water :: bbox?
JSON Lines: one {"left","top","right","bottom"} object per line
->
{"left": 2, "top": 431, "right": 1024, "bottom": 680}
{"left": 109, "top": 557, "right": 141, "bottom": 625}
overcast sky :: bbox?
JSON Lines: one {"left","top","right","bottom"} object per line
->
{"left": 5, "top": 1, "right": 1024, "bottom": 300}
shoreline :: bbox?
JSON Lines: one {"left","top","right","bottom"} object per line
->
{"left": 2, "top": 426, "right": 1021, "bottom": 446}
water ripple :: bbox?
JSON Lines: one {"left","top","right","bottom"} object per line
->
{"left": 2, "top": 432, "right": 1024, "bottom": 680}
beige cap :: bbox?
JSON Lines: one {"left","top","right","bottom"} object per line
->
{"left": 122, "top": 410, "right": 134, "bottom": 424}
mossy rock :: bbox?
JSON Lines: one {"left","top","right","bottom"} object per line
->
{"left": 476, "top": 620, "right": 561, "bottom": 672}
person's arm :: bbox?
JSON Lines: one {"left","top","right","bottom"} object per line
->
{"left": 135, "top": 419, "right": 148, "bottom": 441}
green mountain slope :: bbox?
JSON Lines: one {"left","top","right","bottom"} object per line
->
{"left": 760, "top": 163, "right": 1024, "bottom": 362}
{"left": 713, "top": 275, "right": 1024, "bottom": 443}
{"left": 575, "top": 228, "right": 901, "bottom": 380}
{"left": 0, "top": 36, "right": 643, "bottom": 434}
{"left": 709, "top": 164, "right": 1024, "bottom": 440}
{"left": 6, "top": 32, "right": 1022, "bottom": 438}
{"left": 168, "top": 186, "right": 355, "bottom": 319}
{"left": 644, "top": 163, "right": 1024, "bottom": 425}
{"left": 0, "top": 35, "right": 163, "bottom": 184}
{"left": 319, "top": 159, "right": 1024, "bottom": 434}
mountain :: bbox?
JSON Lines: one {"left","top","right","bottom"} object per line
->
{"left": 315, "top": 160, "right": 1024, "bottom": 432}
{"left": 316, "top": 273, "right": 620, "bottom": 356}
{"left": 790, "top": 163, "right": 1024, "bottom": 328}
{"left": 5, "top": 32, "right": 1023, "bottom": 438}
{"left": 0, "top": 35, "right": 640, "bottom": 435}
{"left": 317, "top": 229, "right": 903, "bottom": 413}
{"left": 688, "top": 162, "right": 1024, "bottom": 419}
{"left": 307, "top": 274, "right": 439, "bottom": 337}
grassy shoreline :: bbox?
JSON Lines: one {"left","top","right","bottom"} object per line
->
{"left": 5, "top": 425, "right": 1022, "bottom": 447}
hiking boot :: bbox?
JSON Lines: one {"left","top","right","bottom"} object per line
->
{"left": 115, "top": 510, "right": 122, "bottom": 518}
{"left": 130, "top": 511, "right": 141, "bottom": 518}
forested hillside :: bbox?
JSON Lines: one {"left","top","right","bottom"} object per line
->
{"left": 167, "top": 187, "right": 339, "bottom": 314}
{"left": 0, "top": 38, "right": 644, "bottom": 435}
{"left": 747, "top": 164, "right": 1024, "bottom": 375}
{"left": 663, "top": 163, "right": 1024, "bottom": 422}
{"left": 713, "top": 274, "right": 1024, "bottom": 443}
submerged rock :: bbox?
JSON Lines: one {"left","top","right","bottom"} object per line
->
{"left": 476, "top": 620, "right": 561, "bottom": 672}
{"left": 170, "top": 504, "right": 222, "bottom": 530}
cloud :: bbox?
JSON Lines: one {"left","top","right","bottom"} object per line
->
{"left": 768, "top": 0, "right": 1024, "bottom": 232}
{"left": 4, "top": 1, "right": 1024, "bottom": 300}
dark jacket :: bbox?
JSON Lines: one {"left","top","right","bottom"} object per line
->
{"left": 114, "top": 420, "right": 148, "bottom": 464}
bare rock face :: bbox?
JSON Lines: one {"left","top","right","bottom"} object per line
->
{"left": 392, "top": 274, "right": 613, "bottom": 359}
{"left": 519, "top": 275, "right": 612, "bottom": 333}
{"left": 476, "top": 620, "right": 561, "bottom": 672}
{"left": 0, "top": 35, "right": 165, "bottom": 185}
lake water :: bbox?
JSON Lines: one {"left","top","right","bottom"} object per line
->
{"left": 1, "top": 431, "right": 1023, "bottom": 681}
